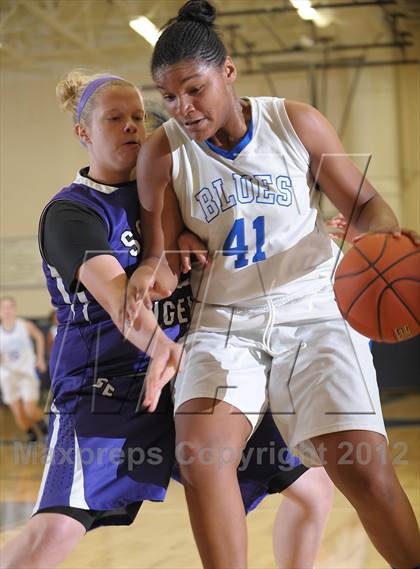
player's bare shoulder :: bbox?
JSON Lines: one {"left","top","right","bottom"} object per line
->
{"left": 284, "top": 99, "right": 342, "bottom": 158}
{"left": 285, "top": 100, "right": 325, "bottom": 138}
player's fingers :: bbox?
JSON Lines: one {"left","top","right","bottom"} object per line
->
{"left": 144, "top": 355, "right": 168, "bottom": 411}
{"left": 125, "top": 282, "right": 138, "bottom": 319}
{"left": 195, "top": 251, "right": 209, "bottom": 267}
{"left": 391, "top": 229, "right": 402, "bottom": 239}
{"left": 148, "top": 349, "right": 183, "bottom": 409}
{"left": 139, "top": 290, "right": 153, "bottom": 311}
{"left": 152, "top": 282, "right": 172, "bottom": 299}
{"left": 157, "top": 349, "right": 184, "bottom": 385}
{"left": 143, "top": 375, "right": 158, "bottom": 410}
{"left": 353, "top": 232, "right": 367, "bottom": 243}
{"left": 147, "top": 388, "right": 162, "bottom": 413}
{"left": 126, "top": 284, "right": 152, "bottom": 317}
{"left": 401, "top": 228, "right": 420, "bottom": 246}
{"left": 180, "top": 251, "right": 192, "bottom": 273}
{"left": 127, "top": 297, "right": 153, "bottom": 335}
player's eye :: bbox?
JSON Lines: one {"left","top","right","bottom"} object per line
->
{"left": 188, "top": 85, "right": 203, "bottom": 96}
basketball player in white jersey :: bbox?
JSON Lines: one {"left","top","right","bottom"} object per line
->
{"left": 1, "top": 69, "right": 336, "bottom": 569}
{"left": 127, "top": 1, "right": 420, "bottom": 568}
{"left": 0, "top": 297, "right": 48, "bottom": 442}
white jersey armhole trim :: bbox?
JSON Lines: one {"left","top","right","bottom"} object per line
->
{"left": 275, "top": 99, "right": 310, "bottom": 169}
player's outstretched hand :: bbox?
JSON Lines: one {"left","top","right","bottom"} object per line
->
{"left": 326, "top": 213, "right": 364, "bottom": 244}
{"left": 143, "top": 340, "right": 185, "bottom": 412}
{"left": 177, "top": 230, "right": 210, "bottom": 273}
{"left": 326, "top": 213, "right": 347, "bottom": 236}
{"left": 127, "top": 258, "right": 177, "bottom": 317}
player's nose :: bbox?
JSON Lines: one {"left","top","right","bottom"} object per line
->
{"left": 178, "top": 95, "right": 194, "bottom": 117}
{"left": 123, "top": 119, "right": 137, "bottom": 133}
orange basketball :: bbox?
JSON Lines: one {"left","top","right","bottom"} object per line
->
{"left": 333, "top": 233, "right": 420, "bottom": 343}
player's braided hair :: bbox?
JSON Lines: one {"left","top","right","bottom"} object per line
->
{"left": 151, "top": 0, "right": 227, "bottom": 75}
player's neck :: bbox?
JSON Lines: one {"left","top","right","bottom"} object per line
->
{"left": 1, "top": 317, "right": 16, "bottom": 330}
{"left": 208, "top": 98, "right": 251, "bottom": 151}
{"left": 86, "top": 165, "right": 133, "bottom": 186}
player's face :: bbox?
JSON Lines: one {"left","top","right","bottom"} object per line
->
{"left": 0, "top": 300, "right": 16, "bottom": 321}
{"left": 81, "top": 86, "right": 146, "bottom": 181}
{"left": 154, "top": 58, "right": 237, "bottom": 141}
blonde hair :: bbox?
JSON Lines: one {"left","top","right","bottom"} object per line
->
{"left": 0, "top": 296, "right": 16, "bottom": 306}
{"left": 56, "top": 69, "right": 135, "bottom": 125}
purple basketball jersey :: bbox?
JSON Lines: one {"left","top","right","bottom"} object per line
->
{"left": 39, "top": 169, "right": 190, "bottom": 379}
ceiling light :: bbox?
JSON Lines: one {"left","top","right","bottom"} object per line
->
{"left": 289, "top": 0, "right": 331, "bottom": 27}
{"left": 129, "top": 16, "right": 161, "bottom": 46}
{"left": 298, "top": 5, "right": 319, "bottom": 20}
{"left": 290, "top": 0, "right": 311, "bottom": 7}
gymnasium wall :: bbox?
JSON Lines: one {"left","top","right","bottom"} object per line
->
{"left": 0, "top": 60, "right": 419, "bottom": 317}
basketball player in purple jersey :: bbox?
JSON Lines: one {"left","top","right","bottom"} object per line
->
{"left": 0, "top": 70, "right": 185, "bottom": 568}
{"left": 1, "top": 69, "right": 334, "bottom": 569}
{"left": 127, "top": 1, "right": 420, "bottom": 567}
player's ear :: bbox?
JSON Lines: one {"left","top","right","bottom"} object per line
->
{"left": 75, "top": 123, "right": 91, "bottom": 146}
{"left": 223, "top": 56, "right": 237, "bottom": 84}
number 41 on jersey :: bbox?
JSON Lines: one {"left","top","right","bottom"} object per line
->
{"left": 223, "top": 216, "right": 266, "bottom": 268}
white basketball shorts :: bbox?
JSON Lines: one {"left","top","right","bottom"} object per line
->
{"left": 0, "top": 367, "right": 40, "bottom": 404}
{"left": 173, "top": 282, "right": 387, "bottom": 466}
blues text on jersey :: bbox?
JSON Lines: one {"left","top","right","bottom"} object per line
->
{"left": 195, "top": 173, "right": 293, "bottom": 223}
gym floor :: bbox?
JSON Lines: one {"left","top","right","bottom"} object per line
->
{"left": 0, "top": 392, "right": 418, "bottom": 568}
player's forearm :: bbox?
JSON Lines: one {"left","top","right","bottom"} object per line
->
{"left": 118, "top": 303, "right": 174, "bottom": 358}
{"left": 140, "top": 202, "right": 166, "bottom": 259}
{"left": 77, "top": 255, "right": 165, "bottom": 353}
{"left": 34, "top": 336, "right": 45, "bottom": 361}
{"left": 89, "top": 271, "right": 172, "bottom": 357}
{"left": 29, "top": 327, "right": 46, "bottom": 361}
{"left": 139, "top": 228, "right": 180, "bottom": 288}
{"left": 352, "top": 194, "right": 399, "bottom": 235}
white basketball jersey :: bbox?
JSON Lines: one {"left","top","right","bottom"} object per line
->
{"left": 164, "top": 97, "right": 333, "bottom": 305}
{"left": 0, "top": 318, "right": 35, "bottom": 370}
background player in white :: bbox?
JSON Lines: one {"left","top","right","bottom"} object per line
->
{"left": 46, "top": 310, "right": 58, "bottom": 357}
{"left": 0, "top": 296, "right": 48, "bottom": 442}
{"left": 128, "top": 1, "right": 420, "bottom": 567}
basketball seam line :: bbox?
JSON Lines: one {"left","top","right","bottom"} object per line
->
{"left": 338, "top": 239, "right": 419, "bottom": 337}
{"left": 335, "top": 247, "right": 419, "bottom": 280}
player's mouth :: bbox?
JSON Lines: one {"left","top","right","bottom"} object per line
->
{"left": 184, "top": 117, "right": 206, "bottom": 130}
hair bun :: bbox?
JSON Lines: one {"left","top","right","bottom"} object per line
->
{"left": 177, "top": 0, "right": 216, "bottom": 27}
